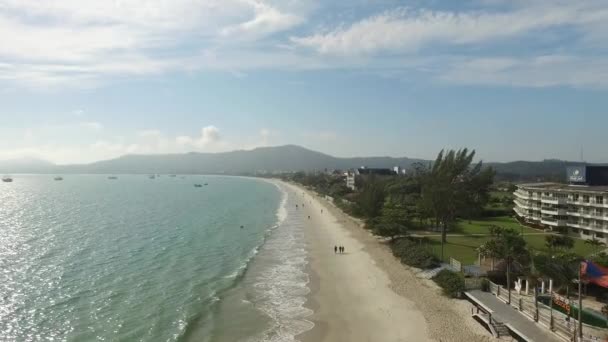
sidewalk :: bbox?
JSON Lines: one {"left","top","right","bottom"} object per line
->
{"left": 466, "top": 290, "right": 562, "bottom": 342}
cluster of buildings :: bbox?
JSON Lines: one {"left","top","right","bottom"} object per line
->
{"left": 344, "top": 166, "right": 406, "bottom": 190}
{"left": 513, "top": 165, "right": 608, "bottom": 243}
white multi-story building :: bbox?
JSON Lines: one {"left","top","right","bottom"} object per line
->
{"left": 513, "top": 166, "right": 608, "bottom": 243}
{"left": 345, "top": 172, "right": 356, "bottom": 191}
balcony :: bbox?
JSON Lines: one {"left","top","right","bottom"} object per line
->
{"left": 541, "top": 208, "right": 567, "bottom": 215}
{"left": 513, "top": 206, "right": 527, "bottom": 217}
{"left": 541, "top": 218, "right": 568, "bottom": 227}
{"left": 568, "top": 221, "right": 583, "bottom": 228}
{"left": 514, "top": 191, "right": 530, "bottom": 200}
{"left": 514, "top": 199, "right": 531, "bottom": 210}
{"left": 541, "top": 197, "right": 567, "bottom": 205}
{"left": 569, "top": 200, "right": 608, "bottom": 208}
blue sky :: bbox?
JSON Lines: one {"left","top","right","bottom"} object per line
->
{"left": 1, "top": 0, "right": 607, "bottom": 164}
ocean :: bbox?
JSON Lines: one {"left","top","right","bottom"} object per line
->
{"left": 0, "top": 175, "right": 312, "bottom": 341}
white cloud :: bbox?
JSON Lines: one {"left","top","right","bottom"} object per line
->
{"left": 221, "top": 0, "right": 304, "bottom": 40}
{"left": 0, "top": 0, "right": 310, "bottom": 87}
{"left": 291, "top": 3, "right": 608, "bottom": 55}
{"left": 176, "top": 125, "right": 222, "bottom": 150}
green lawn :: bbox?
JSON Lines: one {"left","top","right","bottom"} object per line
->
{"left": 417, "top": 216, "right": 598, "bottom": 264}
{"left": 455, "top": 216, "right": 539, "bottom": 235}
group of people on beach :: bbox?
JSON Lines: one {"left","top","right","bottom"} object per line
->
{"left": 334, "top": 245, "right": 345, "bottom": 254}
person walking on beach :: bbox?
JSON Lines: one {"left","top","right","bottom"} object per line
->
{"left": 334, "top": 246, "right": 337, "bottom": 254}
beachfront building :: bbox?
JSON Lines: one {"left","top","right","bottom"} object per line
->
{"left": 513, "top": 165, "right": 608, "bottom": 243}
{"left": 345, "top": 172, "right": 356, "bottom": 191}
{"left": 356, "top": 166, "right": 396, "bottom": 176}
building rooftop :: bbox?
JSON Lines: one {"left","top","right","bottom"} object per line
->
{"left": 518, "top": 182, "right": 608, "bottom": 193}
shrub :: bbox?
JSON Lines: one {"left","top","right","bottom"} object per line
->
{"left": 390, "top": 238, "right": 439, "bottom": 269}
{"left": 433, "top": 269, "right": 465, "bottom": 298}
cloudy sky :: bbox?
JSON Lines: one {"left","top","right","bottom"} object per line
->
{"left": 1, "top": 0, "right": 607, "bottom": 164}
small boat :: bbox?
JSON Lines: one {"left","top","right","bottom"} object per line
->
{"left": 2, "top": 176, "right": 13, "bottom": 183}
{"left": 194, "top": 184, "right": 203, "bottom": 188}
{"left": 169, "top": 174, "right": 177, "bottom": 178}
{"left": 108, "top": 176, "right": 118, "bottom": 180}
{"left": 54, "top": 176, "right": 63, "bottom": 181}
{"left": 204, "top": 183, "right": 208, "bottom": 186}
{"left": 148, "top": 175, "right": 156, "bottom": 179}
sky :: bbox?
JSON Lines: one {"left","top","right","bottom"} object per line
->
{"left": 1, "top": 0, "right": 607, "bottom": 164}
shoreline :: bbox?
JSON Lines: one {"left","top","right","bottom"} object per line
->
{"left": 277, "top": 180, "right": 495, "bottom": 342}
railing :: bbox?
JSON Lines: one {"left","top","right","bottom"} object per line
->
{"left": 485, "top": 281, "right": 603, "bottom": 342}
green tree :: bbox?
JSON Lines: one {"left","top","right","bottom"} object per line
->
{"left": 533, "top": 252, "right": 579, "bottom": 295}
{"left": 373, "top": 222, "right": 408, "bottom": 241}
{"left": 586, "top": 237, "right": 605, "bottom": 254}
{"left": 480, "top": 227, "right": 529, "bottom": 304}
{"left": 357, "top": 177, "right": 386, "bottom": 218}
{"left": 545, "top": 235, "right": 575, "bottom": 254}
{"left": 419, "top": 149, "right": 495, "bottom": 261}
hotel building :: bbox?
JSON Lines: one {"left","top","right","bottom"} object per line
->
{"left": 513, "top": 166, "right": 608, "bottom": 243}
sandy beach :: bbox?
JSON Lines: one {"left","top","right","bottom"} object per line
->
{"left": 280, "top": 181, "right": 496, "bottom": 342}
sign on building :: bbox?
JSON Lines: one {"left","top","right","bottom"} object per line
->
{"left": 567, "top": 166, "right": 586, "bottom": 183}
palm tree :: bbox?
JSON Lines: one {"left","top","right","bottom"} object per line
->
{"left": 484, "top": 227, "right": 528, "bottom": 304}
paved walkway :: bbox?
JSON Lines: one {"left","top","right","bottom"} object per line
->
{"left": 411, "top": 232, "right": 552, "bottom": 237}
{"left": 466, "top": 290, "right": 562, "bottom": 342}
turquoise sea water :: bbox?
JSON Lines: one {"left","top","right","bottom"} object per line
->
{"left": 0, "top": 175, "right": 311, "bottom": 341}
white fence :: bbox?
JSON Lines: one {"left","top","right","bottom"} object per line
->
{"left": 486, "top": 281, "right": 605, "bottom": 342}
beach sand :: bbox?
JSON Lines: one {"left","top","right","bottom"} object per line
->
{"left": 281, "top": 181, "right": 496, "bottom": 342}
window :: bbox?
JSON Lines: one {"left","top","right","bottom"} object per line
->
{"left": 582, "top": 229, "right": 590, "bottom": 235}
{"left": 571, "top": 228, "right": 579, "bottom": 233}
{"left": 597, "top": 232, "right": 604, "bottom": 238}
{"left": 583, "top": 195, "right": 590, "bottom": 203}
{"left": 573, "top": 194, "right": 579, "bottom": 201}
{"left": 597, "top": 196, "right": 604, "bottom": 204}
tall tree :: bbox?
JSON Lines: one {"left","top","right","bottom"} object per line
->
{"left": 480, "top": 227, "right": 529, "bottom": 304}
{"left": 357, "top": 177, "right": 386, "bottom": 218}
{"left": 419, "top": 149, "right": 495, "bottom": 261}
{"left": 545, "top": 235, "right": 575, "bottom": 255}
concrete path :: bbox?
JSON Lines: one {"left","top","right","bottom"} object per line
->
{"left": 411, "top": 232, "right": 552, "bottom": 237}
{"left": 466, "top": 290, "right": 562, "bottom": 342}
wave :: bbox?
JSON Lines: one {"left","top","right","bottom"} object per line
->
{"left": 274, "top": 183, "right": 288, "bottom": 226}
{"left": 244, "top": 185, "right": 314, "bottom": 342}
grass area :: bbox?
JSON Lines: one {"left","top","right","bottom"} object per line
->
{"left": 524, "top": 234, "right": 598, "bottom": 256}
{"left": 425, "top": 235, "right": 490, "bottom": 264}
{"left": 416, "top": 216, "right": 598, "bottom": 264}
{"left": 455, "top": 216, "right": 539, "bottom": 235}
{"left": 489, "top": 191, "right": 514, "bottom": 200}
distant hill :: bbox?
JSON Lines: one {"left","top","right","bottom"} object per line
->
{"left": 0, "top": 157, "right": 57, "bottom": 174}
{"left": 487, "top": 160, "right": 605, "bottom": 182}
{"left": 0, "top": 145, "right": 601, "bottom": 181}
{"left": 59, "top": 145, "right": 427, "bottom": 174}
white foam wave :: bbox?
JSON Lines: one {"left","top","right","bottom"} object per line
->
{"left": 244, "top": 188, "right": 314, "bottom": 342}
{"left": 273, "top": 183, "right": 289, "bottom": 226}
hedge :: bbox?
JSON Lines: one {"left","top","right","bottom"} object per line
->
{"left": 390, "top": 238, "right": 439, "bottom": 269}
{"left": 433, "top": 269, "right": 465, "bottom": 298}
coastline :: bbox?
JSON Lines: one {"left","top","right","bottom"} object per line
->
{"left": 275, "top": 180, "right": 495, "bottom": 342}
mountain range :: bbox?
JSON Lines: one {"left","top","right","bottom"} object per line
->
{"left": 0, "top": 145, "right": 596, "bottom": 181}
